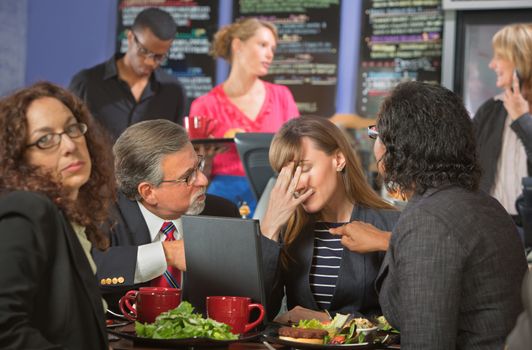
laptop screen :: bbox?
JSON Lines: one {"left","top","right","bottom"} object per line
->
{"left": 181, "top": 215, "right": 268, "bottom": 318}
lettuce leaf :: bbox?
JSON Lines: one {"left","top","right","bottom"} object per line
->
{"left": 134, "top": 301, "right": 238, "bottom": 340}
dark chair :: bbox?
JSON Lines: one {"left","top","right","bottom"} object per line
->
{"left": 516, "top": 177, "right": 532, "bottom": 248}
{"left": 234, "top": 132, "right": 275, "bottom": 200}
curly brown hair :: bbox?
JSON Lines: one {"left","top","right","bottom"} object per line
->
{"left": 377, "top": 81, "right": 481, "bottom": 196}
{"left": 0, "top": 81, "right": 115, "bottom": 250}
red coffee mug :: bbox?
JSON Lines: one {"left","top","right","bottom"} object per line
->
{"left": 206, "top": 296, "right": 265, "bottom": 334}
{"left": 119, "top": 287, "right": 181, "bottom": 324}
{"left": 184, "top": 115, "right": 216, "bottom": 139}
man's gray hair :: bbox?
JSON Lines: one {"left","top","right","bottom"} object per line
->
{"left": 114, "top": 119, "right": 189, "bottom": 200}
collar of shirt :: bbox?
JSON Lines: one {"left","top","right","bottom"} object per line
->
{"left": 493, "top": 93, "right": 505, "bottom": 102}
{"left": 103, "top": 54, "right": 161, "bottom": 96}
{"left": 103, "top": 53, "right": 122, "bottom": 80}
{"left": 137, "top": 201, "right": 183, "bottom": 241}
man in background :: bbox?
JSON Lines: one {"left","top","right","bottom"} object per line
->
{"left": 70, "top": 7, "right": 186, "bottom": 141}
{"left": 92, "top": 120, "right": 238, "bottom": 311}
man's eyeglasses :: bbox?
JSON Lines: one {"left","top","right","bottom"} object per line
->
{"left": 132, "top": 32, "right": 169, "bottom": 64}
{"left": 368, "top": 125, "right": 379, "bottom": 140}
{"left": 26, "top": 123, "right": 88, "bottom": 150}
{"left": 160, "top": 155, "right": 205, "bottom": 186}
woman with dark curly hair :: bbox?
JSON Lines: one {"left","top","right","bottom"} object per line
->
{"left": 0, "top": 82, "right": 115, "bottom": 349}
{"left": 332, "top": 82, "right": 527, "bottom": 349}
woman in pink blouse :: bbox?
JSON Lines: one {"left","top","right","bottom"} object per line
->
{"left": 190, "top": 18, "right": 299, "bottom": 213}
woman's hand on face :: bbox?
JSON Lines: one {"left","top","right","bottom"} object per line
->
{"left": 503, "top": 72, "right": 530, "bottom": 121}
{"left": 329, "top": 221, "right": 391, "bottom": 253}
{"left": 260, "top": 163, "right": 314, "bottom": 241}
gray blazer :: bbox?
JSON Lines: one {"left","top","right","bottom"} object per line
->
{"left": 377, "top": 185, "right": 527, "bottom": 349}
{"left": 262, "top": 205, "right": 399, "bottom": 320}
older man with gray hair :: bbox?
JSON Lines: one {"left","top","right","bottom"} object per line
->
{"left": 92, "top": 119, "right": 238, "bottom": 311}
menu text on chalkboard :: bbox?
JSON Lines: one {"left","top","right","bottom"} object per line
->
{"left": 356, "top": 0, "right": 444, "bottom": 117}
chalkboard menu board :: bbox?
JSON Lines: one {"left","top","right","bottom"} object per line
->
{"left": 117, "top": 0, "right": 219, "bottom": 108}
{"left": 234, "top": 0, "right": 341, "bottom": 117}
{"left": 356, "top": 0, "right": 444, "bottom": 117}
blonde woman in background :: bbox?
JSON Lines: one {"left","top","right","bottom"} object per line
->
{"left": 474, "top": 23, "right": 532, "bottom": 218}
{"left": 189, "top": 18, "right": 299, "bottom": 214}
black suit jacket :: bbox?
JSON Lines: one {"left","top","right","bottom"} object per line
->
{"left": 0, "top": 191, "right": 108, "bottom": 350}
{"left": 261, "top": 205, "right": 399, "bottom": 320}
{"left": 92, "top": 192, "right": 239, "bottom": 311}
{"left": 473, "top": 98, "right": 532, "bottom": 192}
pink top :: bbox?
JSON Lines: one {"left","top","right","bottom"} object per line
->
{"left": 189, "top": 81, "right": 299, "bottom": 176}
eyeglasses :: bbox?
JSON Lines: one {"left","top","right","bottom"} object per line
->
{"left": 368, "top": 125, "right": 379, "bottom": 140}
{"left": 26, "top": 123, "right": 88, "bottom": 150}
{"left": 132, "top": 32, "right": 169, "bottom": 64}
{"left": 160, "top": 155, "right": 205, "bottom": 186}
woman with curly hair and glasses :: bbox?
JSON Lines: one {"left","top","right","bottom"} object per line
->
{"left": 333, "top": 81, "right": 527, "bottom": 349}
{"left": 0, "top": 82, "right": 115, "bottom": 349}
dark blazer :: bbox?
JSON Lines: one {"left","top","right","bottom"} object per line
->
{"left": 0, "top": 191, "right": 108, "bottom": 350}
{"left": 262, "top": 205, "right": 399, "bottom": 320}
{"left": 506, "top": 270, "right": 532, "bottom": 350}
{"left": 92, "top": 192, "right": 239, "bottom": 310}
{"left": 473, "top": 98, "right": 532, "bottom": 192}
{"left": 377, "top": 185, "right": 527, "bottom": 349}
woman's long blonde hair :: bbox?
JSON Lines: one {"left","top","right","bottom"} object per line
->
{"left": 269, "top": 116, "right": 393, "bottom": 264}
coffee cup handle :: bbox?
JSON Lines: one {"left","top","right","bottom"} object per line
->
{"left": 243, "top": 303, "right": 265, "bottom": 333}
{"left": 119, "top": 290, "right": 138, "bottom": 322}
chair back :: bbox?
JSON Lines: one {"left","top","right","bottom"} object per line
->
{"left": 234, "top": 133, "right": 275, "bottom": 200}
{"left": 517, "top": 177, "right": 532, "bottom": 248}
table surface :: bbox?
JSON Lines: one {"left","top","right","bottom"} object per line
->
{"left": 109, "top": 337, "right": 399, "bottom": 350}
{"left": 110, "top": 338, "right": 287, "bottom": 350}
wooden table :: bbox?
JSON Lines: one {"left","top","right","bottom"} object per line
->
{"left": 109, "top": 337, "right": 398, "bottom": 350}
{"left": 110, "top": 338, "right": 288, "bottom": 350}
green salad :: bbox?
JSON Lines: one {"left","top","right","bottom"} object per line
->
{"left": 294, "top": 313, "right": 365, "bottom": 344}
{"left": 135, "top": 301, "right": 238, "bottom": 340}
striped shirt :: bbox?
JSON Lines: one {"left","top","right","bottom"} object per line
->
{"left": 310, "top": 222, "right": 346, "bottom": 310}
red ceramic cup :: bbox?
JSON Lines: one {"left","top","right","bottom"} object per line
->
{"left": 206, "top": 296, "right": 265, "bottom": 334}
{"left": 119, "top": 287, "right": 181, "bottom": 323}
{"left": 184, "top": 115, "right": 216, "bottom": 139}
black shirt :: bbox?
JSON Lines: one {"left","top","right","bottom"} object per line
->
{"left": 69, "top": 54, "right": 186, "bottom": 141}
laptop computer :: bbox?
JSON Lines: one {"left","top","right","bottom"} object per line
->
{"left": 181, "top": 215, "right": 268, "bottom": 319}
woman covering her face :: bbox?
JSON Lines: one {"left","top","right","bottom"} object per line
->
{"left": 375, "top": 81, "right": 527, "bottom": 349}
{"left": 189, "top": 17, "right": 299, "bottom": 214}
{"left": 260, "top": 116, "right": 399, "bottom": 319}
{"left": 0, "top": 82, "right": 115, "bottom": 349}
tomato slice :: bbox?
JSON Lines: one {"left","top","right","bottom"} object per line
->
{"left": 330, "top": 335, "right": 346, "bottom": 344}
